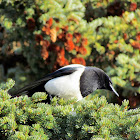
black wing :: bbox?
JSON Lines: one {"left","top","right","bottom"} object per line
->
{"left": 11, "top": 66, "right": 78, "bottom": 97}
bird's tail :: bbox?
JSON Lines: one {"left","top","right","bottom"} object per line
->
{"left": 10, "top": 74, "right": 53, "bottom": 98}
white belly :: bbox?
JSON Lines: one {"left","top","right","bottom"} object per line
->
{"left": 44, "top": 68, "right": 84, "bottom": 101}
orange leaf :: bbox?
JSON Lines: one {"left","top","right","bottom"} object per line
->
{"left": 131, "top": 41, "right": 140, "bottom": 50}
{"left": 78, "top": 47, "right": 87, "bottom": 55}
{"left": 42, "top": 26, "right": 50, "bottom": 35}
{"left": 136, "top": 32, "right": 140, "bottom": 41}
{"left": 40, "top": 40, "right": 50, "bottom": 48}
{"left": 41, "top": 46, "right": 49, "bottom": 60}
{"left": 130, "top": 3, "right": 137, "bottom": 11}
{"left": 71, "top": 57, "right": 86, "bottom": 65}
{"left": 47, "top": 18, "right": 53, "bottom": 27}
{"left": 81, "top": 38, "right": 88, "bottom": 46}
{"left": 65, "top": 40, "right": 75, "bottom": 51}
{"left": 50, "top": 28, "right": 57, "bottom": 43}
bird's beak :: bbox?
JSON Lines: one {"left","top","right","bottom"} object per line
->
{"left": 109, "top": 83, "right": 119, "bottom": 97}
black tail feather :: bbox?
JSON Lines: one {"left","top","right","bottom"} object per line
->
{"left": 10, "top": 81, "right": 46, "bottom": 97}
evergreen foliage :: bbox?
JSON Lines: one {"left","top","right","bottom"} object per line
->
{"left": 0, "top": 80, "right": 140, "bottom": 140}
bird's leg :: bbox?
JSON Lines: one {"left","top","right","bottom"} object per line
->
{"left": 49, "top": 94, "right": 53, "bottom": 100}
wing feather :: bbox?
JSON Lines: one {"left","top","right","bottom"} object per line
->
{"left": 11, "top": 66, "right": 78, "bottom": 97}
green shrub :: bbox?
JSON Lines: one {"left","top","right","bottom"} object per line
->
{"left": 0, "top": 80, "right": 140, "bottom": 140}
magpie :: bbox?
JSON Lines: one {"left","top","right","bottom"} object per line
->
{"left": 11, "top": 64, "right": 119, "bottom": 102}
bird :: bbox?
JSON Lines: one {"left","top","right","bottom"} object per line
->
{"left": 11, "top": 64, "right": 119, "bottom": 103}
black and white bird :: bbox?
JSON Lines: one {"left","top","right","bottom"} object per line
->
{"left": 11, "top": 64, "right": 119, "bottom": 102}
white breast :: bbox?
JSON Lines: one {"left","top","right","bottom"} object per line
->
{"left": 44, "top": 67, "right": 85, "bottom": 101}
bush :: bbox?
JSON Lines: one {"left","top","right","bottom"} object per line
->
{"left": 0, "top": 80, "right": 140, "bottom": 140}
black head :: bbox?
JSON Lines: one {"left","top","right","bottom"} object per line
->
{"left": 92, "top": 67, "right": 119, "bottom": 97}
{"left": 80, "top": 67, "right": 119, "bottom": 97}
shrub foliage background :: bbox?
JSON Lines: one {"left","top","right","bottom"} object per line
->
{"left": 0, "top": 0, "right": 140, "bottom": 107}
{"left": 0, "top": 0, "right": 140, "bottom": 139}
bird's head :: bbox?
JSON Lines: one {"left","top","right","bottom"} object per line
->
{"left": 93, "top": 67, "right": 119, "bottom": 97}
{"left": 102, "top": 74, "right": 119, "bottom": 97}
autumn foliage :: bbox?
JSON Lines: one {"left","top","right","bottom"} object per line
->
{"left": 35, "top": 18, "right": 87, "bottom": 70}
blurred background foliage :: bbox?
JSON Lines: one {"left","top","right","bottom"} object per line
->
{"left": 0, "top": 0, "right": 140, "bottom": 108}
